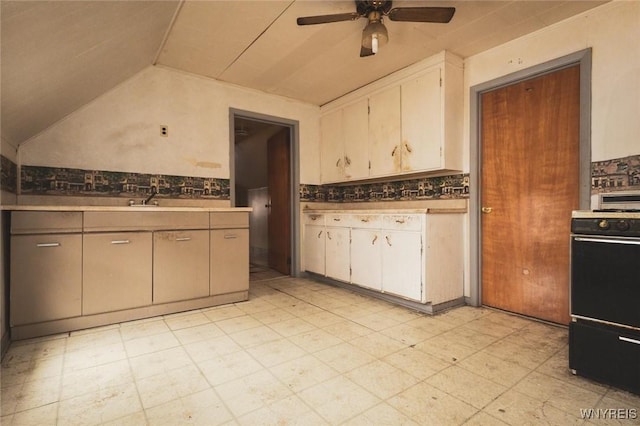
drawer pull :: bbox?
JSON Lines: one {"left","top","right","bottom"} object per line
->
{"left": 224, "top": 234, "right": 238, "bottom": 239}
{"left": 395, "top": 219, "right": 405, "bottom": 224}
{"left": 175, "top": 237, "right": 192, "bottom": 242}
{"left": 333, "top": 218, "right": 341, "bottom": 222}
{"left": 111, "top": 240, "right": 130, "bottom": 245}
{"left": 36, "top": 242, "right": 60, "bottom": 248}
{"left": 619, "top": 336, "right": 640, "bottom": 345}
{"left": 360, "top": 218, "right": 369, "bottom": 223}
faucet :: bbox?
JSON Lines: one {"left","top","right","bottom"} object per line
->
{"left": 143, "top": 188, "right": 157, "bottom": 205}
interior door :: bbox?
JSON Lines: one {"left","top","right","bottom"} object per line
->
{"left": 267, "top": 127, "right": 291, "bottom": 275}
{"left": 481, "top": 65, "right": 580, "bottom": 325}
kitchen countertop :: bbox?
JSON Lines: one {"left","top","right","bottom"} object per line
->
{"left": 1, "top": 205, "right": 252, "bottom": 212}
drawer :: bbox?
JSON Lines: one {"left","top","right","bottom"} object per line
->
{"left": 303, "top": 213, "right": 325, "bottom": 225}
{"left": 383, "top": 214, "right": 423, "bottom": 231}
{"left": 84, "top": 211, "right": 209, "bottom": 232}
{"left": 12, "top": 211, "right": 83, "bottom": 234}
{"left": 349, "top": 214, "right": 382, "bottom": 229}
{"left": 210, "top": 212, "right": 249, "bottom": 229}
{"left": 325, "top": 214, "right": 349, "bottom": 227}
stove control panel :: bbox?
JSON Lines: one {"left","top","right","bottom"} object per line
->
{"left": 572, "top": 218, "right": 640, "bottom": 237}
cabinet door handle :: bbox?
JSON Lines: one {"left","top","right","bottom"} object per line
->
{"left": 327, "top": 232, "right": 332, "bottom": 240}
{"left": 111, "top": 240, "right": 130, "bottom": 245}
{"left": 391, "top": 146, "right": 398, "bottom": 157}
{"left": 336, "top": 158, "right": 342, "bottom": 167}
{"left": 404, "top": 143, "right": 413, "bottom": 153}
{"left": 317, "top": 230, "right": 323, "bottom": 238}
{"left": 345, "top": 156, "right": 351, "bottom": 166}
{"left": 224, "top": 234, "right": 238, "bottom": 239}
{"left": 385, "top": 236, "right": 392, "bottom": 246}
{"left": 619, "top": 336, "right": 640, "bottom": 345}
{"left": 175, "top": 237, "right": 192, "bottom": 242}
{"left": 36, "top": 242, "right": 60, "bottom": 248}
{"left": 372, "top": 235, "right": 378, "bottom": 245}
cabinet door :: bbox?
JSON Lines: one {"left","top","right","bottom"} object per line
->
{"left": 303, "top": 225, "right": 325, "bottom": 275}
{"left": 83, "top": 232, "right": 152, "bottom": 315}
{"left": 401, "top": 67, "right": 442, "bottom": 172}
{"left": 350, "top": 229, "right": 382, "bottom": 291}
{"left": 10, "top": 234, "right": 82, "bottom": 325}
{"left": 325, "top": 226, "right": 350, "bottom": 282}
{"left": 369, "top": 86, "right": 402, "bottom": 177}
{"left": 153, "top": 230, "right": 209, "bottom": 304}
{"left": 320, "top": 109, "right": 344, "bottom": 183}
{"left": 210, "top": 229, "right": 249, "bottom": 295}
{"left": 381, "top": 231, "right": 422, "bottom": 301}
{"left": 342, "top": 98, "right": 370, "bottom": 181}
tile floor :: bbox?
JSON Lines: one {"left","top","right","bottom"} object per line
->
{"left": 1, "top": 276, "right": 639, "bottom": 425}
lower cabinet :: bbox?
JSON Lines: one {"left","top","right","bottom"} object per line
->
{"left": 325, "top": 226, "right": 350, "bottom": 282}
{"left": 210, "top": 228, "right": 249, "bottom": 295}
{"left": 10, "top": 233, "right": 82, "bottom": 325}
{"left": 381, "top": 230, "right": 422, "bottom": 300}
{"left": 83, "top": 232, "right": 153, "bottom": 315}
{"left": 304, "top": 224, "right": 325, "bottom": 275}
{"left": 153, "top": 230, "right": 210, "bottom": 304}
{"left": 350, "top": 228, "right": 382, "bottom": 291}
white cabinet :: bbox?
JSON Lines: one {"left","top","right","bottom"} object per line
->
{"left": 368, "top": 86, "right": 402, "bottom": 177}
{"left": 401, "top": 68, "right": 442, "bottom": 172}
{"left": 303, "top": 209, "right": 464, "bottom": 309}
{"left": 325, "top": 225, "right": 351, "bottom": 283}
{"left": 319, "top": 51, "right": 463, "bottom": 183}
{"left": 303, "top": 213, "right": 326, "bottom": 275}
{"left": 350, "top": 213, "right": 383, "bottom": 291}
{"left": 320, "top": 98, "right": 369, "bottom": 183}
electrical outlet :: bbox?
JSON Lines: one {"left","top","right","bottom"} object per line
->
{"left": 160, "top": 125, "right": 168, "bottom": 137}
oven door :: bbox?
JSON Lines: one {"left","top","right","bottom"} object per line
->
{"left": 571, "top": 235, "right": 640, "bottom": 329}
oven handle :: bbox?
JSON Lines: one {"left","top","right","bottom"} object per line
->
{"left": 574, "top": 237, "right": 640, "bottom": 246}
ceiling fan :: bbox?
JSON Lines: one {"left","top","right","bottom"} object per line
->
{"left": 296, "top": 1, "right": 455, "bottom": 57}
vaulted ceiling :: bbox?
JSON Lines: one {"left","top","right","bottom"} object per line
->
{"left": 1, "top": 0, "right": 608, "bottom": 146}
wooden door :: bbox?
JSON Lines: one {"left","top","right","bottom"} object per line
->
{"left": 481, "top": 65, "right": 580, "bottom": 324}
{"left": 267, "top": 127, "right": 291, "bottom": 275}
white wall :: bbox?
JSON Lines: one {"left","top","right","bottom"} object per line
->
{"left": 463, "top": 0, "right": 640, "bottom": 169}
{"left": 19, "top": 66, "right": 322, "bottom": 184}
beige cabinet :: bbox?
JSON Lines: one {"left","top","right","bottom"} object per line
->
{"left": 10, "top": 233, "right": 82, "bottom": 325}
{"left": 153, "top": 230, "right": 209, "bottom": 304}
{"left": 320, "top": 109, "right": 344, "bottom": 183}
{"left": 210, "top": 229, "right": 249, "bottom": 296}
{"left": 83, "top": 232, "right": 152, "bottom": 315}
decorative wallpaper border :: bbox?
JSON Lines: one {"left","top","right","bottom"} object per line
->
{"left": 21, "top": 165, "right": 230, "bottom": 200}
{"left": 300, "top": 173, "right": 470, "bottom": 203}
{"left": 591, "top": 154, "right": 640, "bottom": 194}
{"left": 1, "top": 155, "right": 18, "bottom": 194}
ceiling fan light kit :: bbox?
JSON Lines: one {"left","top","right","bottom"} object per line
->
{"left": 296, "top": 1, "right": 455, "bottom": 57}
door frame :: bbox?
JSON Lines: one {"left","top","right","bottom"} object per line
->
{"left": 468, "top": 48, "right": 592, "bottom": 307}
{"left": 229, "top": 108, "right": 301, "bottom": 277}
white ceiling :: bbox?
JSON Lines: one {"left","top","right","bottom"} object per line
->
{"left": 1, "top": 0, "right": 608, "bottom": 146}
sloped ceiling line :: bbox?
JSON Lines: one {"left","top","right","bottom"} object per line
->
{"left": 153, "top": 0, "right": 186, "bottom": 65}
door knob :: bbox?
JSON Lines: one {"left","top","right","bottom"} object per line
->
{"left": 481, "top": 207, "right": 493, "bottom": 214}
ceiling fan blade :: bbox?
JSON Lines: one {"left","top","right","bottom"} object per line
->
{"left": 297, "top": 12, "right": 361, "bottom": 26}
{"left": 387, "top": 7, "right": 455, "bottom": 23}
{"left": 360, "top": 45, "right": 375, "bottom": 57}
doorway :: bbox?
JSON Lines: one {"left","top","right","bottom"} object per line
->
{"left": 469, "top": 49, "right": 592, "bottom": 325}
{"left": 230, "top": 110, "right": 300, "bottom": 280}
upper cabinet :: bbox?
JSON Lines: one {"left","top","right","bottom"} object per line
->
{"left": 320, "top": 51, "right": 463, "bottom": 184}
